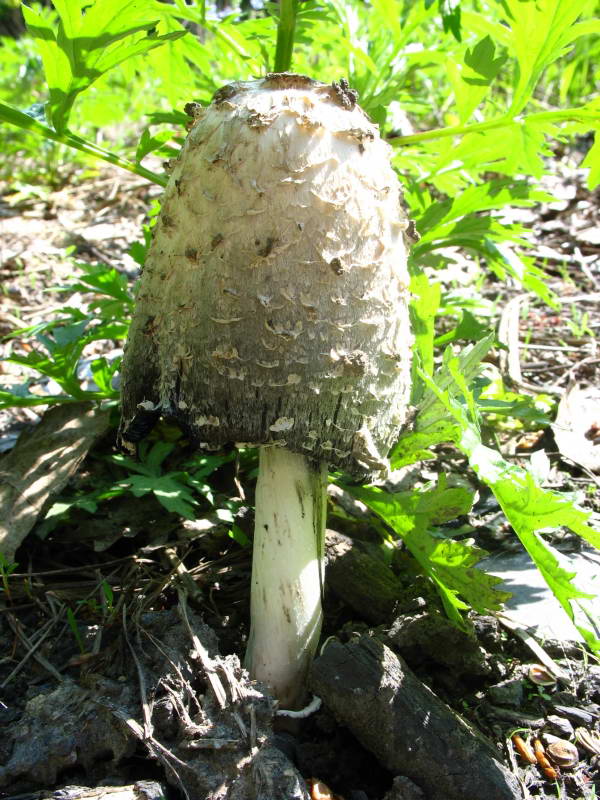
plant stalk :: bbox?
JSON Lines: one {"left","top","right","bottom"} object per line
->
{"left": 273, "top": 0, "right": 298, "bottom": 73}
{"left": 245, "top": 446, "right": 326, "bottom": 709}
{"left": 390, "top": 107, "right": 599, "bottom": 148}
{"left": 0, "top": 101, "right": 167, "bottom": 187}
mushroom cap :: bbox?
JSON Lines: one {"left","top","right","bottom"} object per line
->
{"left": 120, "top": 74, "right": 412, "bottom": 478}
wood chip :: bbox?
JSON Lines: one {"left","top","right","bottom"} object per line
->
{"left": 0, "top": 402, "right": 110, "bottom": 562}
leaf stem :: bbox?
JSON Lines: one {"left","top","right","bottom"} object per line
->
{"left": 273, "top": 0, "right": 298, "bottom": 73}
{"left": 391, "top": 107, "right": 600, "bottom": 147}
{"left": 0, "top": 102, "right": 167, "bottom": 187}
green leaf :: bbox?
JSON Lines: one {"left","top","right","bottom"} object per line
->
{"left": 89, "top": 357, "right": 120, "bottom": 397}
{"left": 166, "top": 0, "right": 268, "bottom": 71}
{"left": 45, "top": 319, "right": 90, "bottom": 350}
{"left": 447, "top": 35, "right": 507, "bottom": 122}
{"left": 434, "top": 310, "right": 492, "bottom": 347}
{"left": 409, "top": 270, "right": 441, "bottom": 403}
{"left": 185, "top": 452, "right": 233, "bottom": 479}
{"left": 422, "top": 367, "right": 600, "bottom": 650}
{"left": 347, "top": 480, "right": 510, "bottom": 628}
{"left": 505, "top": 0, "right": 593, "bottom": 115}
{"left": 229, "top": 524, "right": 250, "bottom": 547}
{"left": 151, "top": 479, "right": 198, "bottom": 518}
{"left": 390, "top": 336, "right": 496, "bottom": 468}
{"left": 135, "top": 127, "right": 177, "bottom": 164}
{"left": 416, "top": 180, "right": 549, "bottom": 240}
{"left": 109, "top": 453, "right": 154, "bottom": 477}
{"left": 581, "top": 130, "right": 600, "bottom": 190}
{"left": 63, "top": 264, "right": 134, "bottom": 305}
{"left": 438, "top": 0, "right": 461, "bottom": 41}
{"left": 23, "top": 0, "right": 186, "bottom": 133}
{"left": 121, "top": 473, "right": 197, "bottom": 518}
{"left": 143, "top": 440, "right": 176, "bottom": 474}
{"left": 463, "top": 35, "right": 506, "bottom": 83}
{"left": 7, "top": 341, "right": 85, "bottom": 398}
{"left": 499, "top": 119, "right": 556, "bottom": 179}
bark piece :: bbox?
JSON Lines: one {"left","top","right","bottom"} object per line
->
{"left": 0, "top": 402, "right": 110, "bottom": 562}
{"left": 0, "top": 782, "right": 167, "bottom": 800}
{"left": 325, "top": 530, "right": 401, "bottom": 624}
{"left": 309, "top": 635, "right": 522, "bottom": 800}
{"left": 387, "top": 610, "right": 490, "bottom": 676}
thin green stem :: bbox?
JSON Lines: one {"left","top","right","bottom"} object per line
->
{"left": 390, "top": 107, "right": 600, "bottom": 147}
{"left": 0, "top": 101, "right": 167, "bottom": 187}
{"left": 273, "top": 0, "right": 298, "bottom": 73}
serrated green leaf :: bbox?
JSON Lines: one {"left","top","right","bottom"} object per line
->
{"left": 7, "top": 345, "right": 84, "bottom": 397}
{"left": 481, "top": 240, "right": 558, "bottom": 308}
{"left": 439, "top": 0, "right": 461, "bottom": 41}
{"left": 152, "top": 480, "right": 198, "bottom": 519}
{"left": 48, "top": 320, "right": 90, "bottom": 348}
{"left": 409, "top": 271, "right": 441, "bottom": 399}
{"left": 581, "top": 130, "right": 600, "bottom": 190}
{"left": 418, "top": 335, "right": 495, "bottom": 420}
{"left": 390, "top": 336, "right": 495, "bottom": 468}
{"left": 109, "top": 452, "right": 153, "bottom": 476}
{"left": 65, "top": 264, "right": 133, "bottom": 304}
{"left": 463, "top": 35, "right": 506, "bottom": 83}
{"left": 167, "top": 0, "right": 267, "bottom": 69}
{"left": 142, "top": 440, "right": 176, "bottom": 474}
{"left": 422, "top": 368, "right": 600, "bottom": 650}
{"left": 506, "top": 0, "right": 592, "bottom": 115}
{"left": 499, "top": 120, "right": 556, "bottom": 178}
{"left": 390, "top": 424, "right": 456, "bottom": 469}
{"left": 416, "top": 180, "right": 549, "bottom": 242}
{"left": 447, "top": 35, "right": 507, "bottom": 122}
{"left": 21, "top": 4, "right": 71, "bottom": 118}
{"left": 89, "top": 357, "right": 120, "bottom": 397}
{"left": 135, "top": 127, "right": 176, "bottom": 164}
{"left": 346, "top": 481, "right": 510, "bottom": 627}
{"left": 23, "top": 0, "right": 186, "bottom": 132}
{"left": 434, "top": 310, "right": 491, "bottom": 347}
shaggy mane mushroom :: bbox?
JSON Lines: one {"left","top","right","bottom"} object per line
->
{"left": 120, "top": 73, "right": 412, "bottom": 709}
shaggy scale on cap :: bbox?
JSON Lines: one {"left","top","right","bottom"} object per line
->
{"left": 120, "top": 73, "right": 412, "bottom": 478}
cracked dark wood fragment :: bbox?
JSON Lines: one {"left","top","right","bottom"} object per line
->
{"left": 310, "top": 635, "right": 522, "bottom": 800}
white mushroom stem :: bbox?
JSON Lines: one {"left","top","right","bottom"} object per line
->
{"left": 245, "top": 446, "right": 327, "bottom": 709}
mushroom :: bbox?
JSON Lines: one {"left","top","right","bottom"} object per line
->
{"left": 119, "top": 73, "right": 412, "bottom": 708}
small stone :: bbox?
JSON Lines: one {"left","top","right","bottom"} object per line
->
{"left": 586, "top": 665, "right": 600, "bottom": 702}
{"left": 546, "top": 714, "right": 574, "bottom": 737}
{"left": 388, "top": 611, "right": 490, "bottom": 676}
{"left": 553, "top": 704, "right": 596, "bottom": 726}
{"left": 488, "top": 655, "right": 509, "bottom": 681}
{"left": 487, "top": 678, "right": 524, "bottom": 708}
{"left": 383, "top": 776, "right": 425, "bottom": 800}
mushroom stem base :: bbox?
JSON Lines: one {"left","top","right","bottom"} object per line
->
{"left": 245, "top": 446, "right": 327, "bottom": 709}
